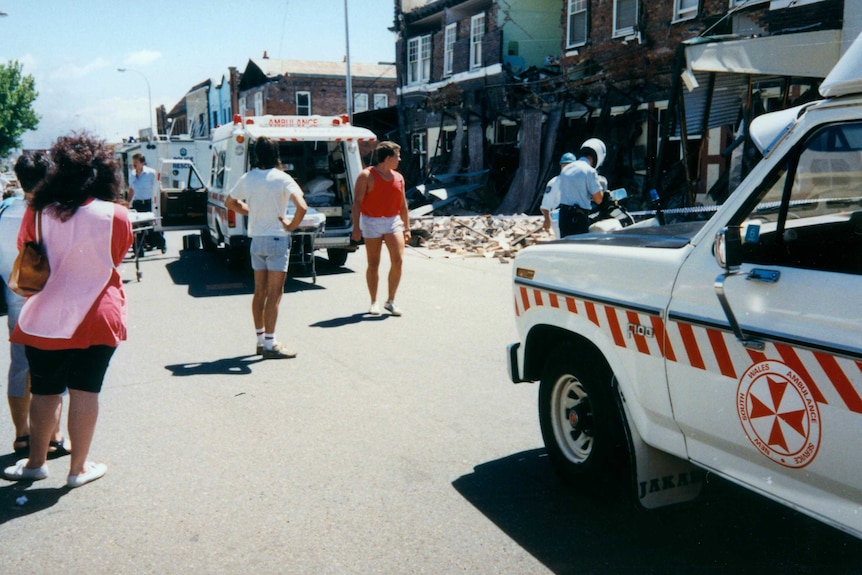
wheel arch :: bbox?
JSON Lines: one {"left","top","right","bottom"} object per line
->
{"left": 523, "top": 324, "right": 609, "bottom": 382}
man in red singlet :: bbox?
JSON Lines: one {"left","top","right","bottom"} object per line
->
{"left": 350, "top": 141, "right": 411, "bottom": 316}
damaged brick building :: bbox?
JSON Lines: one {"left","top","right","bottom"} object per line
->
{"left": 393, "top": 0, "right": 861, "bottom": 214}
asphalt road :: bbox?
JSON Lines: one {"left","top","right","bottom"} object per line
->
{"left": 1, "top": 231, "right": 860, "bottom": 575}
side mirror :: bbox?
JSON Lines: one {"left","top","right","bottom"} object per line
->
{"left": 715, "top": 226, "right": 742, "bottom": 272}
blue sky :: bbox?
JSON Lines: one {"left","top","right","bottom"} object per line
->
{"left": 0, "top": 1, "right": 397, "bottom": 149}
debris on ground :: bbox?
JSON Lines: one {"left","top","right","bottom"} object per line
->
{"left": 408, "top": 215, "right": 551, "bottom": 261}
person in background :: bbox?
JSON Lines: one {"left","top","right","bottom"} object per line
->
{"left": 225, "top": 137, "right": 308, "bottom": 360}
{"left": 540, "top": 152, "right": 576, "bottom": 235}
{"left": 557, "top": 138, "right": 607, "bottom": 237}
{"left": 2, "top": 132, "right": 134, "bottom": 488}
{"left": 0, "top": 152, "right": 68, "bottom": 458}
{"left": 350, "top": 141, "right": 410, "bottom": 316}
{"left": 129, "top": 153, "right": 165, "bottom": 253}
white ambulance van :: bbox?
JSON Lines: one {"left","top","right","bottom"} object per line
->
{"left": 205, "top": 114, "right": 377, "bottom": 264}
{"left": 507, "top": 33, "right": 862, "bottom": 540}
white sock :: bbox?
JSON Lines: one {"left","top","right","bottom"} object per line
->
{"left": 264, "top": 334, "right": 275, "bottom": 350}
{"left": 256, "top": 329, "right": 265, "bottom": 346}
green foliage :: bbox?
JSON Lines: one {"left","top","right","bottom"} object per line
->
{"left": 0, "top": 60, "right": 40, "bottom": 157}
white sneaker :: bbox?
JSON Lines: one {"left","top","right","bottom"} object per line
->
{"left": 369, "top": 302, "right": 381, "bottom": 315}
{"left": 67, "top": 461, "right": 107, "bottom": 488}
{"left": 384, "top": 301, "right": 402, "bottom": 316}
{"left": 3, "top": 458, "right": 48, "bottom": 481}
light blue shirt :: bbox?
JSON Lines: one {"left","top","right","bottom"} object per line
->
{"left": 130, "top": 165, "right": 158, "bottom": 203}
{"left": 558, "top": 157, "right": 602, "bottom": 210}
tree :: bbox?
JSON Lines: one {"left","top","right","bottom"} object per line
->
{"left": 0, "top": 60, "right": 40, "bottom": 157}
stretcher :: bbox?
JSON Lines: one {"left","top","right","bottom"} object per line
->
{"left": 289, "top": 209, "right": 326, "bottom": 283}
{"left": 128, "top": 210, "right": 156, "bottom": 281}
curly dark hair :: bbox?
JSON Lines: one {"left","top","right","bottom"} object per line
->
{"left": 31, "top": 131, "right": 122, "bottom": 221}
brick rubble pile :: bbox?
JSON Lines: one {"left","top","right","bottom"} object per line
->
{"left": 408, "top": 215, "right": 551, "bottom": 260}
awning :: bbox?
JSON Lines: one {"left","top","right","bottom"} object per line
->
{"left": 684, "top": 29, "right": 842, "bottom": 78}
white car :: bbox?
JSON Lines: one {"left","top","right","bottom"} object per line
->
{"left": 507, "top": 33, "right": 862, "bottom": 539}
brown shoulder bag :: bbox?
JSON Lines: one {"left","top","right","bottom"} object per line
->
{"left": 8, "top": 210, "right": 50, "bottom": 297}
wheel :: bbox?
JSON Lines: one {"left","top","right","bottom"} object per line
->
{"left": 538, "top": 345, "right": 627, "bottom": 488}
{"left": 327, "top": 248, "right": 348, "bottom": 267}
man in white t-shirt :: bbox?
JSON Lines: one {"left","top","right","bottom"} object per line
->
{"left": 226, "top": 137, "right": 308, "bottom": 360}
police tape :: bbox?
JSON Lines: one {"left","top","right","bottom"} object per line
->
{"left": 627, "top": 204, "right": 722, "bottom": 219}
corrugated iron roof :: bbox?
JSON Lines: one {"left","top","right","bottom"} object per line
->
{"left": 249, "top": 58, "right": 396, "bottom": 80}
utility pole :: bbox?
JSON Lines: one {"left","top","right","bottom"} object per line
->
{"left": 344, "top": 0, "right": 353, "bottom": 122}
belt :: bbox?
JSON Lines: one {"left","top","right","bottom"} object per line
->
{"left": 560, "top": 204, "right": 588, "bottom": 213}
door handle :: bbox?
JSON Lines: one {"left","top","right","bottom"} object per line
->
{"left": 747, "top": 269, "right": 780, "bottom": 283}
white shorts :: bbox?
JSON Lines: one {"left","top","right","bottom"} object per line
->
{"left": 360, "top": 214, "right": 403, "bottom": 239}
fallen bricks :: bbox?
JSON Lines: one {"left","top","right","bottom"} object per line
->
{"left": 408, "top": 215, "right": 552, "bottom": 261}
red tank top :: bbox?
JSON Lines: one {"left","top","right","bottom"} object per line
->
{"left": 361, "top": 168, "right": 405, "bottom": 217}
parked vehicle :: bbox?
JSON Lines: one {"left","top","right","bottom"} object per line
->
{"left": 206, "top": 114, "right": 377, "bottom": 265}
{"left": 507, "top": 34, "right": 862, "bottom": 539}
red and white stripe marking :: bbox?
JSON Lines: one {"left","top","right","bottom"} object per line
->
{"left": 516, "top": 286, "right": 862, "bottom": 414}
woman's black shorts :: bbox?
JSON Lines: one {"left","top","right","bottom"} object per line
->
{"left": 26, "top": 345, "right": 116, "bottom": 395}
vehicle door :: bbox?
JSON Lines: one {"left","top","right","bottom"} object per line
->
{"left": 156, "top": 161, "right": 208, "bottom": 230}
{"left": 664, "top": 119, "right": 862, "bottom": 534}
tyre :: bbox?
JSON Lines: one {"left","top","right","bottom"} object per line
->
{"left": 538, "top": 345, "right": 627, "bottom": 488}
{"left": 327, "top": 248, "right": 349, "bottom": 267}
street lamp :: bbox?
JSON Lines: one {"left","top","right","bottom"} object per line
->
{"left": 117, "top": 67, "right": 154, "bottom": 140}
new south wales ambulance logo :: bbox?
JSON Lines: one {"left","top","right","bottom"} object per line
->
{"left": 737, "top": 360, "right": 821, "bottom": 468}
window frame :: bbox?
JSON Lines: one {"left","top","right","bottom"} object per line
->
{"left": 673, "top": 0, "right": 699, "bottom": 21}
{"left": 296, "top": 91, "right": 311, "bottom": 116}
{"left": 612, "top": 0, "right": 638, "bottom": 38}
{"left": 567, "top": 0, "right": 588, "bottom": 48}
{"left": 470, "top": 13, "right": 485, "bottom": 70}
{"left": 354, "top": 92, "right": 369, "bottom": 114}
{"left": 407, "top": 34, "right": 432, "bottom": 85}
{"left": 444, "top": 22, "right": 457, "bottom": 77}
{"left": 373, "top": 93, "right": 389, "bottom": 109}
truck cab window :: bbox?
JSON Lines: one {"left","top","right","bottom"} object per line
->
{"left": 738, "top": 121, "right": 862, "bottom": 275}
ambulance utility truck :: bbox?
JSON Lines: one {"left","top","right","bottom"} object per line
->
{"left": 507, "top": 34, "right": 862, "bottom": 540}
{"left": 206, "top": 114, "right": 377, "bottom": 265}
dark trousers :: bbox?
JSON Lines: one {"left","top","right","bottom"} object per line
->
{"left": 559, "top": 205, "right": 590, "bottom": 237}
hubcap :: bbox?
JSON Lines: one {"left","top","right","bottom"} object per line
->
{"left": 551, "top": 374, "right": 594, "bottom": 464}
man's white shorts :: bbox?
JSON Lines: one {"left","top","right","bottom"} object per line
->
{"left": 359, "top": 214, "right": 403, "bottom": 239}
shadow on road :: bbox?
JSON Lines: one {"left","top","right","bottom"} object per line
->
{"left": 164, "top": 249, "right": 354, "bottom": 298}
{"left": 309, "top": 312, "right": 390, "bottom": 328}
{"left": 452, "top": 449, "right": 862, "bottom": 575}
{"left": 165, "top": 355, "right": 264, "bottom": 377}
{"left": 0, "top": 477, "right": 69, "bottom": 525}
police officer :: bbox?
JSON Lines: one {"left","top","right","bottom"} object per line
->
{"left": 540, "top": 152, "right": 576, "bottom": 235}
{"left": 557, "top": 138, "right": 606, "bottom": 237}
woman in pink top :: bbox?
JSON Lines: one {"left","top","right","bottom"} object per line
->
{"left": 3, "top": 132, "right": 134, "bottom": 488}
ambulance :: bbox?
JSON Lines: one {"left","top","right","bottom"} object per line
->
{"left": 205, "top": 114, "right": 377, "bottom": 264}
{"left": 507, "top": 33, "right": 862, "bottom": 539}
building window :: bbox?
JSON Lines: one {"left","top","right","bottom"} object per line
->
{"left": 254, "top": 92, "right": 263, "bottom": 116}
{"left": 613, "top": 0, "right": 638, "bottom": 37}
{"left": 470, "top": 13, "right": 485, "bottom": 70}
{"left": 212, "top": 111, "right": 219, "bottom": 129}
{"left": 296, "top": 91, "right": 311, "bottom": 116}
{"left": 567, "top": 0, "right": 588, "bottom": 48}
{"left": 407, "top": 34, "right": 431, "bottom": 85}
{"left": 354, "top": 93, "right": 369, "bottom": 113}
{"left": 674, "top": 0, "right": 698, "bottom": 20}
{"left": 238, "top": 96, "right": 247, "bottom": 116}
{"left": 444, "top": 23, "right": 457, "bottom": 76}
{"left": 373, "top": 93, "right": 388, "bottom": 109}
